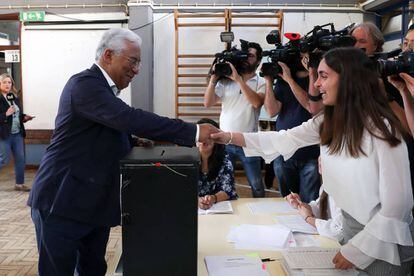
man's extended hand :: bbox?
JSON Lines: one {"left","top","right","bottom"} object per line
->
{"left": 198, "top": 123, "right": 219, "bottom": 143}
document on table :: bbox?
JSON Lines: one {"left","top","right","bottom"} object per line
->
{"left": 282, "top": 247, "right": 339, "bottom": 269}
{"left": 198, "top": 201, "right": 233, "bottom": 215}
{"left": 281, "top": 259, "right": 359, "bottom": 276}
{"left": 292, "top": 233, "right": 322, "bottom": 248}
{"left": 275, "top": 215, "right": 318, "bottom": 234}
{"left": 302, "top": 269, "right": 360, "bottom": 275}
{"left": 247, "top": 201, "right": 296, "bottom": 214}
{"left": 205, "top": 255, "right": 269, "bottom": 276}
{"left": 227, "top": 224, "right": 292, "bottom": 250}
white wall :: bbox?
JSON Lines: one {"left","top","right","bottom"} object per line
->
{"left": 153, "top": 11, "right": 363, "bottom": 118}
{"left": 21, "top": 13, "right": 130, "bottom": 130}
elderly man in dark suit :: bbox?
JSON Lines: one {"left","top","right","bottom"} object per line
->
{"left": 28, "top": 28, "right": 217, "bottom": 276}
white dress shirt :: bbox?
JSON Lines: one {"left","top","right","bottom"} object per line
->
{"left": 215, "top": 74, "right": 265, "bottom": 132}
{"left": 243, "top": 115, "right": 413, "bottom": 268}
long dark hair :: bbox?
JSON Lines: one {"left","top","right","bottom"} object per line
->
{"left": 197, "top": 118, "right": 226, "bottom": 181}
{"left": 319, "top": 47, "right": 408, "bottom": 157}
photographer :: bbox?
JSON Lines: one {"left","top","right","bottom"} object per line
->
{"left": 350, "top": 22, "right": 409, "bottom": 131}
{"left": 388, "top": 25, "right": 414, "bottom": 137}
{"left": 350, "top": 22, "right": 384, "bottom": 55}
{"left": 204, "top": 42, "right": 265, "bottom": 198}
{"left": 262, "top": 57, "right": 320, "bottom": 203}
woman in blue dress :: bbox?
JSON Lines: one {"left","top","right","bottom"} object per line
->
{"left": 197, "top": 118, "right": 237, "bottom": 210}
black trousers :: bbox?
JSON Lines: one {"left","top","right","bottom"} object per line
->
{"left": 31, "top": 208, "right": 111, "bottom": 276}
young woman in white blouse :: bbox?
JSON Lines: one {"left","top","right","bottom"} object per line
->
{"left": 211, "top": 47, "right": 414, "bottom": 275}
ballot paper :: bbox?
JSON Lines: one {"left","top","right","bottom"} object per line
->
{"left": 205, "top": 255, "right": 269, "bottom": 276}
{"left": 292, "top": 233, "right": 322, "bottom": 248}
{"left": 198, "top": 201, "right": 233, "bottom": 215}
{"left": 302, "top": 268, "right": 360, "bottom": 276}
{"left": 227, "top": 224, "right": 292, "bottom": 250}
{"left": 275, "top": 215, "right": 318, "bottom": 234}
{"left": 282, "top": 247, "right": 339, "bottom": 269}
{"left": 281, "top": 259, "right": 360, "bottom": 276}
{"left": 247, "top": 201, "right": 296, "bottom": 215}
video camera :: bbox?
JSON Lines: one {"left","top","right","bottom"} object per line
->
{"left": 372, "top": 49, "right": 414, "bottom": 77}
{"left": 260, "top": 30, "right": 302, "bottom": 78}
{"left": 299, "top": 23, "right": 356, "bottom": 68}
{"left": 211, "top": 31, "right": 249, "bottom": 78}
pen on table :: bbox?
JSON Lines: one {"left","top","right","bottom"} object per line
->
{"left": 261, "top": 258, "right": 275, "bottom": 262}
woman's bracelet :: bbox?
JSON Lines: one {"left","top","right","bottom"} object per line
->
{"left": 212, "top": 194, "right": 217, "bottom": 204}
{"left": 225, "top": 132, "right": 233, "bottom": 145}
{"left": 305, "top": 215, "right": 314, "bottom": 223}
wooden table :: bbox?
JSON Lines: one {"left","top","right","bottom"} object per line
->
{"left": 107, "top": 198, "right": 338, "bottom": 276}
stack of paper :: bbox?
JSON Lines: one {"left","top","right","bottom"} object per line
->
{"left": 198, "top": 201, "right": 233, "bottom": 215}
{"left": 281, "top": 259, "right": 360, "bottom": 276}
{"left": 275, "top": 215, "right": 318, "bottom": 234}
{"left": 282, "top": 247, "right": 339, "bottom": 269}
{"left": 292, "top": 233, "right": 322, "bottom": 248}
{"left": 247, "top": 201, "right": 296, "bottom": 215}
{"left": 302, "top": 269, "right": 359, "bottom": 276}
{"left": 205, "top": 255, "right": 269, "bottom": 276}
{"left": 227, "top": 224, "right": 292, "bottom": 250}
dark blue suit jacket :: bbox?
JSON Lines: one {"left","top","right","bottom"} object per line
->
{"left": 28, "top": 64, "right": 197, "bottom": 227}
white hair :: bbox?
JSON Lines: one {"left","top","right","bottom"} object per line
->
{"left": 95, "top": 28, "right": 142, "bottom": 61}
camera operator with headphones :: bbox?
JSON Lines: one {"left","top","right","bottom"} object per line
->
{"left": 262, "top": 51, "right": 321, "bottom": 203}
{"left": 204, "top": 41, "right": 266, "bottom": 198}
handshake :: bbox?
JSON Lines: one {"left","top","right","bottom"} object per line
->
{"left": 197, "top": 123, "right": 244, "bottom": 146}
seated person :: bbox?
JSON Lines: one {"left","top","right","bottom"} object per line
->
{"left": 286, "top": 188, "right": 342, "bottom": 241}
{"left": 197, "top": 118, "right": 237, "bottom": 210}
{"left": 286, "top": 157, "right": 342, "bottom": 240}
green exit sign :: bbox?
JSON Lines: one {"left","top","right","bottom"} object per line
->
{"left": 19, "top": 11, "right": 45, "bottom": 22}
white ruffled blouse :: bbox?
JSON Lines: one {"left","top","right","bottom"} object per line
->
{"left": 243, "top": 115, "right": 413, "bottom": 268}
{"left": 309, "top": 186, "right": 343, "bottom": 241}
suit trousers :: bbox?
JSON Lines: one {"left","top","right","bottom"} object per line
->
{"left": 31, "top": 208, "right": 111, "bottom": 276}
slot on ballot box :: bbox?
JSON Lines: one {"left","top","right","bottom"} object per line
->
{"left": 119, "top": 146, "right": 200, "bottom": 276}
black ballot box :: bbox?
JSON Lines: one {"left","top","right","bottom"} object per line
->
{"left": 119, "top": 146, "right": 199, "bottom": 276}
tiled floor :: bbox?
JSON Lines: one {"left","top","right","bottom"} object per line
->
{"left": 0, "top": 165, "right": 121, "bottom": 276}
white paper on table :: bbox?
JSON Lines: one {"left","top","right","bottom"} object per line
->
{"left": 275, "top": 215, "right": 318, "bottom": 234}
{"left": 247, "top": 201, "right": 296, "bottom": 215}
{"left": 204, "top": 255, "right": 269, "bottom": 276}
{"left": 226, "top": 226, "right": 238, "bottom": 243}
{"left": 280, "top": 259, "right": 305, "bottom": 276}
{"left": 198, "top": 201, "right": 233, "bottom": 215}
{"left": 282, "top": 247, "right": 339, "bottom": 269}
{"left": 292, "top": 233, "right": 322, "bottom": 247}
{"left": 228, "top": 224, "right": 292, "bottom": 251}
{"left": 302, "top": 268, "right": 360, "bottom": 276}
